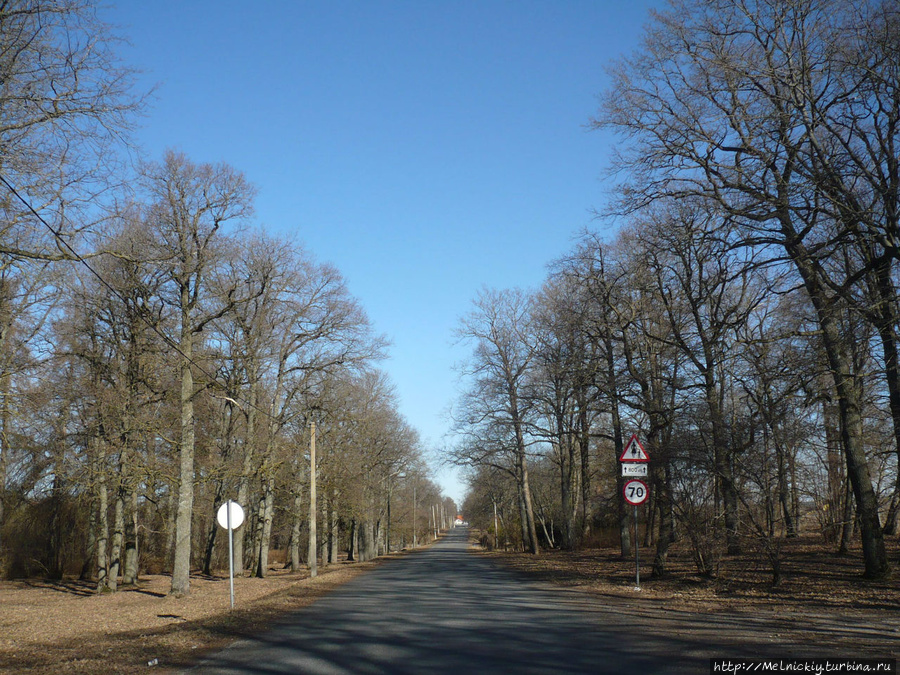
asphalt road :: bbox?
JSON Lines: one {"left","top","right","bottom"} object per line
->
{"left": 185, "top": 528, "right": 893, "bottom": 674}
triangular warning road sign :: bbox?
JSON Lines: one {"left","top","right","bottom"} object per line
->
{"left": 619, "top": 434, "right": 650, "bottom": 462}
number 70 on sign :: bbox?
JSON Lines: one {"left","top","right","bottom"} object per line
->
{"left": 623, "top": 479, "right": 649, "bottom": 506}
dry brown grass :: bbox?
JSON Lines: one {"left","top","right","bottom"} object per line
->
{"left": 475, "top": 535, "right": 900, "bottom": 658}
{"left": 2, "top": 536, "right": 898, "bottom": 673}
{"left": 478, "top": 534, "right": 900, "bottom": 614}
{"left": 0, "top": 559, "right": 388, "bottom": 674}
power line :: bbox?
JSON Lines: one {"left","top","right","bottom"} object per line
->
{"left": 0, "top": 172, "right": 276, "bottom": 421}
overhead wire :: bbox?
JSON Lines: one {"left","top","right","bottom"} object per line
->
{"left": 0, "top": 171, "right": 278, "bottom": 422}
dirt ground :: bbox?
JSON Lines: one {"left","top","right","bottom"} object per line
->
{"left": 480, "top": 535, "right": 900, "bottom": 658}
{"left": 481, "top": 535, "right": 900, "bottom": 611}
{"left": 1, "top": 535, "right": 898, "bottom": 673}
{"left": 0, "top": 559, "right": 383, "bottom": 674}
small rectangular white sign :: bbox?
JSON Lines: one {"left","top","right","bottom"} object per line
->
{"left": 622, "top": 463, "right": 648, "bottom": 477}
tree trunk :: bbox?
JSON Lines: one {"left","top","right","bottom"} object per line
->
{"left": 0, "top": 369, "right": 8, "bottom": 556}
{"left": 256, "top": 476, "right": 275, "bottom": 578}
{"left": 869, "top": 257, "right": 900, "bottom": 536}
{"left": 96, "top": 440, "right": 109, "bottom": 591}
{"left": 703, "top": 367, "right": 739, "bottom": 555}
{"left": 170, "top": 312, "right": 195, "bottom": 597}
{"left": 579, "top": 421, "right": 592, "bottom": 544}
{"left": 512, "top": 402, "right": 539, "bottom": 555}
{"left": 362, "top": 519, "right": 372, "bottom": 561}
{"left": 823, "top": 400, "right": 843, "bottom": 543}
{"left": 122, "top": 487, "right": 139, "bottom": 585}
{"left": 365, "top": 520, "right": 377, "bottom": 560}
{"left": 234, "top": 382, "right": 259, "bottom": 573}
{"left": 165, "top": 482, "right": 176, "bottom": 565}
{"left": 319, "top": 495, "right": 329, "bottom": 568}
{"left": 789, "top": 451, "right": 800, "bottom": 538}
{"left": 203, "top": 498, "right": 221, "bottom": 576}
{"left": 329, "top": 500, "right": 339, "bottom": 563}
{"left": 559, "top": 429, "right": 577, "bottom": 550}
{"left": 839, "top": 476, "right": 855, "bottom": 555}
{"left": 289, "top": 491, "right": 303, "bottom": 571}
{"left": 790, "top": 240, "right": 890, "bottom": 578}
{"left": 247, "top": 494, "right": 261, "bottom": 574}
{"left": 608, "top": 380, "right": 630, "bottom": 557}
{"left": 108, "top": 486, "right": 125, "bottom": 591}
{"left": 308, "top": 421, "right": 317, "bottom": 577}
{"left": 251, "top": 482, "right": 267, "bottom": 578}
{"left": 80, "top": 493, "right": 98, "bottom": 581}
{"left": 348, "top": 518, "right": 357, "bottom": 562}
{"left": 515, "top": 476, "right": 528, "bottom": 551}
{"left": 651, "top": 446, "right": 674, "bottom": 578}
{"left": 357, "top": 520, "right": 369, "bottom": 561}
{"left": 775, "top": 437, "right": 797, "bottom": 538}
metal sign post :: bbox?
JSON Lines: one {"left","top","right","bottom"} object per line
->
{"left": 216, "top": 500, "right": 245, "bottom": 609}
{"left": 623, "top": 478, "right": 649, "bottom": 589}
{"left": 620, "top": 436, "right": 650, "bottom": 591}
{"left": 634, "top": 504, "right": 639, "bottom": 589}
{"left": 227, "top": 501, "right": 234, "bottom": 609}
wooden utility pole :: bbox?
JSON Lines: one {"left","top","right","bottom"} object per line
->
{"left": 308, "top": 420, "right": 317, "bottom": 578}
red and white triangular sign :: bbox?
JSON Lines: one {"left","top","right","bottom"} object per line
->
{"left": 619, "top": 434, "right": 650, "bottom": 462}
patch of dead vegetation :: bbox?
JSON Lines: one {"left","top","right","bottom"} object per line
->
{"left": 478, "top": 535, "right": 900, "bottom": 616}
{"left": 3, "top": 537, "right": 897, "bottom": 673}
{"left": 0, "top": 558, "right": 390, "bottom": 674}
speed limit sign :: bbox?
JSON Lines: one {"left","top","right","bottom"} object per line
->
{"left": 623, "top": 479, "right": 649, "bottom": 506}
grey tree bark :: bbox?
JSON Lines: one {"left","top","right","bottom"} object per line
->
{"left": 594, "top": 0, "right": 891, "bottom": 578}
{"left": 141, "top": 150, "right": 255, "bottom": 597}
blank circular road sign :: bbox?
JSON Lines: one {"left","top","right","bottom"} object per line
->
{"left": 216, "top": 501, "right": 245, "bottom": 530}
{"left": 623, "top": 479, "right": 649, "bottom": 506}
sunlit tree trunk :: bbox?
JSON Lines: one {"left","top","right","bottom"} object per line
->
{"left": 122, "top": 487, "right": 139, "bottom": 585}
{"left": 96, "top": 438, "right": 109, "bottom": 591}
{"left": 289, "top": 490, "right": 304, "bottom": 572}
{"left": 255, "top": 475, "right": 275, "bottom": 578}
{"left": 170, "top": 311, "right": 195, "bottom": 596}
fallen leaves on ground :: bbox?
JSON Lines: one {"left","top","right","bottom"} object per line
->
{"left": 0, "top": 561, "right": 380, "bottom": 674}
{"left": 479, "top": 535, "right": 900, "bottom": 614}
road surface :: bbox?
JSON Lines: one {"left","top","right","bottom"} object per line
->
{"left": 186, "top": 528, "right": 891, "bottom": 674}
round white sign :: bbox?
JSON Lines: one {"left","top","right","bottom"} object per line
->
{"left": 216, "top": 501, "right": 245, "bottom": 530}
{"left": 623, "top": 479, "right": 649, "bottom": 506}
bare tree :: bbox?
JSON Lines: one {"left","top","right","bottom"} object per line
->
{"left": 456, "top": 288, "right": 540, "bottom": 554}
{"left": 0, "top": 0, "right": 144, "bottom": 261}
{"left": 0, "top": 0, "right": 143, "bottom": 566}
{"left": 530, "top": 274, "right": 604, "bottom": 549}
{"left": 641, "top": 201, "right": 768, "bottom": 553}
{"left": 559, "top": 235, "right": 635, "bottom": 554}
{"left": 62, "top": 214, "right": 168, "bottom": 590}
{"left": 141, "top": 150, "right": 256, "bottom": 597}
{"left": 594, "top": 0, "right": 891, "bottom": 578}
{"left": 0, "top": 259, "right": 58, "bottom": 556}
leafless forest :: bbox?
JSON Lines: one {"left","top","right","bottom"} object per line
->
{"left": 2, "top": 0, "right": 900, "bottom": 602}
{"left": 453, "top": 0, "right": 900, "bottom": 584}
{"left": 0, "top": 1, "right": 452, "bottom": 596}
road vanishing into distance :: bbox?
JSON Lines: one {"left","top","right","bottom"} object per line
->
{"left": 186, "top": 528, "right": 895, "bottom": 674}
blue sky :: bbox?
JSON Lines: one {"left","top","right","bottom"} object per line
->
{"left": 102, "top": 1, "right": 659, "bottom": 504}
